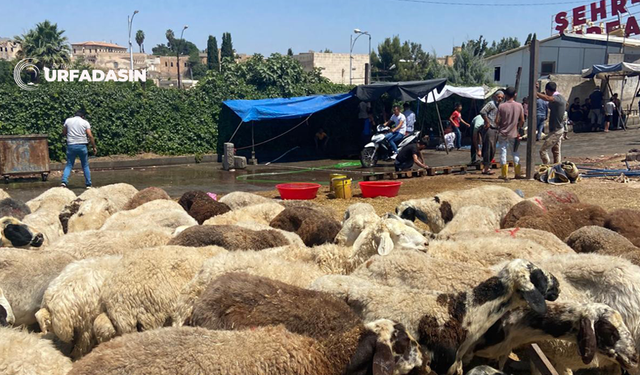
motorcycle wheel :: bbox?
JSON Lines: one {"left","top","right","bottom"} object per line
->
{"left": 360, "top": 147, "right": 378, "bottom": 168}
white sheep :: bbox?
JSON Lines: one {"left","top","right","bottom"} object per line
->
{"left": 26, "top": 187, "right": 76, "bottom": 213}
{"left": 353, "top": 213, "right": 429, "bottom": 258}
{"left": 0, "top": 327, "right": 72, "bottom": 375}
{"left": 0, "top": 189, "right": 9, "bottom": 200}
{"left": 0, "top": 287, "right": 15, "bottom": 326}
{"left": 0, "top": 248, "right": 75, "bottom": 326}
{"left": 262, "top": 243, "right": 356, "bottom": 274}
{"left": 439, "top": 227, "right": 573, "bottom": 255}
{"left": 218, "top": 191, "right": 273, "bottom": 210}
{"left": 203, "top": 202, "right": 285, "bottom": 226}
{"left": 439, "top": 205, "right": 500, "bottom": 236}
{"left": 311, "top": 259, "right": 559, "bottom": 375}
{"left": 173, "top": 250, "right": 326, "bottom": 326}
{"left": 45, "top": 227, "right": 173, "bottom": 259}
{"left": 100, "top": 199, "right": 197, "bottom": 233}
{"left": 35, "top": 255, "right": 122, "bottom": 358}
{"left": 334, "top": 203, "right": 380, "bottom": 246}
{"left": 235, "top": 221, "right": 305, "bottom": 247}
{"left": 396, "top": 185, "right": 523, "bottom": 233}
{"left": 93, "top": 246, "right": 227, "bottom": 342}
{"left": 67, "top": 197, "right": 117, "bottom": 233}
{"left": 22, "top": 209, "right": 64, "bottom": 246}
{"left": 78, "top": 183, "right": 138, "bottom": 211}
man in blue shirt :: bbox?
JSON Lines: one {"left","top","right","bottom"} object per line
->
{"left": 536, "top": 97, "right": 549, "bottom": 141}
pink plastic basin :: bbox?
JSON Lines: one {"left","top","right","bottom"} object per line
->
{"left": 276, "top": 183, "right": 322, "bottom": 200}
{"left": 359, "top": 181, "right": 402, "bottom": 198}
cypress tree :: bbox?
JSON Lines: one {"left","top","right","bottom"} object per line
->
{"left": 221, "top": 32, "right": 234, "bottom": 60}
{"left": 287, "top": 48, "right": 293, "bottom": 56}
{"left": 207, "top": 35, "right": 219, "bottom": 71}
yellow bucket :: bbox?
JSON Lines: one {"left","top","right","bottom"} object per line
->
{"left": 329, "top": 174, "right": 347, "bottom": 191}
{"left": 332, "top": 177, "right": 352, "bottom": 199}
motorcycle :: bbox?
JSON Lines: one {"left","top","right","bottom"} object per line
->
{"left": 360, "top": 125, "right": 421, "bottom": 168}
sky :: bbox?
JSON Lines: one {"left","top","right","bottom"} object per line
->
{"left": 0, "top": 0, "right": 598, "bottom": 57}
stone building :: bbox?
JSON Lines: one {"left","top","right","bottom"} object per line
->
{"left": 71, "top": 41, "right": 148, "bottom": 70}
{"left": 292, "top": 51, "right": 370, "bottom": 85}
{"left": 0, "top": 38, "right": 21, "bottom": 60}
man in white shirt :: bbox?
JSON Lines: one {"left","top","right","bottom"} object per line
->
{"left": 403, "top": 102, "right": 416, "bottom": 133}
{"left": 61, "top": 110, "right": 97, "bottom": 188}
{"left": 383, "top": 105, "right": 406, "bottom": 156}
{"left": 604, "top": 98, "right": 616, "bottom": 133}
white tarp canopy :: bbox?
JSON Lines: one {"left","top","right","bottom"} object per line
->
{"left": 581, "top": 62, "right": 640, "bottom": 80}
{"left": 420, "top": 85, "right": 485, "bottom": 103}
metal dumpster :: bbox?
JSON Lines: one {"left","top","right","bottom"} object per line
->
{"left": 0, "top": 135, "right": 50, "bottom": 183}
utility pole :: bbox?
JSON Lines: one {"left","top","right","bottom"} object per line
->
{"left": 128, "top": 10, "right": 139, "bottom": 71}
{"left": 526, "top": 37, "right": 539, "bottom": 179}
{"left": 351, "top": 29, "right": 370, "bottom": 85}
{"left": 177, "top": 25, "right": 188, "bottom": 89}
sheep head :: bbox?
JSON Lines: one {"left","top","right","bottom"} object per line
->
{"left": 346, "top": 319, "right": 423, "bottom": 375}
{"left": 0, "top": 216, "right": 44, "bottom": 248}
{"left": 0, "top": 287, "right": 15, "bottom": 327}
{"left": 498, "top": 259, "right": 559, "bottom": 315}
{"left": 377, "top": 215, "right": 429, "bottom": 255}
{"left": 396, "top": 197, "right": 453, "bottom": 233}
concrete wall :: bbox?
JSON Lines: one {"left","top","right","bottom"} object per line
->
{"left": 293, "top": 52, "right": 369, "bottom": 85}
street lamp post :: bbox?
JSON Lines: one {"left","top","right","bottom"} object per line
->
{"left": 350, "top": 29, "right": 371, "bottom": 85}
{"left": 128, "top": 10, "right": 139, "bottom": 71}
{"left": 177, "top": 25, "right": 188, "bottom": 89}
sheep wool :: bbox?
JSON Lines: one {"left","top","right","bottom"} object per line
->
{"left": 352, "top": 215, "right": 429, "bottom": 262}
{"left": 26, "top": 187, "right": 76, "bottom": 213}
{"left": 123, "top": 187, "right": 170, "bottom": 210}
{"left": 86, "top": 183, "right": 138, "bottom": 211}
{"left": 36, "top": 255, "right": 122, "bottom": 358}
{"left": 334, "top": 203, "right": 380, "bottom": 247}
{"left": 500, "top": 200, "right": 545, "bottom": 229}
{"left": 440, "top": 227, "right": 574, "bottom": 255}
{"left": 168, "top": 224, "right": 290, "bottom": 250}
{"left": 0, "top": 287, "right": 15, "bottom": 326}
{"left": 566, "top": 226, "right": 638, "bottom": 256}
{"left": 203, "top": 202, "right": 285, "bottom": 226}
{"left": 270, "top": 206, "right": 342, "bottom": 247}
{"left": 262, "top": 243, "right": 357, "bottom": 274}
{"left": 95, "top": 246, "right": 226, "bottom": 341}
{"left": 218, "top": 191, "right": 272, "bottom": 210}
{"left": 22, "top": 208, "right": 64, "bottom": 246}
{"left": 187, "top": 198, "right": 231, "bottom": 225}
{"left": 605, "top": 208, "right": 640, "bottom": 247}
{"left": 0, "top": 198, "right": 31, "bottom": 220}
{"left": 0, "top": 189, "right": 8, "bottom": 201}
{"left": 67, "top": 197, "right": 117, "bottom": 233}
{"left": 100, "top": 199, "right": 197, "bottom": 233}
{"left": 439, "top": 205, "right": 499, "bottom": 236}
{"left": 0, "top": 249, "right": 76, "bottom": 326}
{"left": 0, "top": 327, "right": 72, "bottom": 375}
{"left": 174, "top": 250, "right": 325, "bottom": 325}
{"left": 177, "top": 190, "right": 211, "bottom": 212}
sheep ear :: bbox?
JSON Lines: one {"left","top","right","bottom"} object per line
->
{"left": 578, "top": 317, "right": 597, "bottom": 364}
{"left": 0, "top": 305, "right": 7, "bottom": 327}
{"left": 521, "top": 289, "right": 546, "bottom": 315}
{"left": 372, "top": 342, "right": 395, "bottom": 375}
{"left": 399, "top": 207, "right": 416, "bottom": 222}
{"left": 377, "top": 232, "right": 394, "bottom": 255}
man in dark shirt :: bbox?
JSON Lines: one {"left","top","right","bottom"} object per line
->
{"left": 394, "top": 139, "right": 428, "bottom": 171}
{"left": 569, "top": 98, "right": 582, "bottom": 123}
{"left": 536, "top": 81, "right": 567, "bottom": 164}
{"left": 589, "top": 87, "right": 604, "bottom": 131}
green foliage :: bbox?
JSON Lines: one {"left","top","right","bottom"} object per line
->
{"left": 371, "top": 36, "right": 445, "bottom": 82}
{"left": 486, "top": 37, "right": 521, "bottom": 57}
{"left": 0, "top": 60, "right": 14, "bottom": 85}
{"left": 152, "top": 44, "right": 172, "bottom": 56}
{"left": 287, "top": 48, "right": 293, "bottom": 56}
{"left": 221, "top": 32, "right": 234, "bottom": 61}
{"left": 135, "top": 30, "right": 145, "bottom": 53}
{"left": 448, "top": 43, "right": 491, "bottom": 86}
{"left": 207, "top": 36, "right": 220, "bottom": 71}
{"left": 15, "top": 20, "right": 71, "bottom": 69}
{"left": 0, "top": 54, "right": 347, "bottom": 161}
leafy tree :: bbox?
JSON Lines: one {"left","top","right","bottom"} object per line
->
{"left": 486, "top": 37, "right": 521, "bottom": 57}
{"left": 221, "top": 32, "right": 234, "bottom": 60}
{"left": 447, "top": 43, "right": 491, "bottom": 86}
{"left": 207, "top": 36, "right": 219, "bottom": 71}
{"left": 135, "top": 30, "right": 145, "bottom": 53}
{"left": 15, "top": 20, "right": 71, "bottom": 69}
{"left": 322, "top": 48, "right": 332, "bottom": 53}
{"left": 152, "top": 43, "right": 172, "bottom": 56}
{"left": 370, "top": 36, "right": 445, "bottom": 82}
{"left": 0, "top": 60, "right": 14, "bottom": 85}
{"left": 287, "top": 48, "right": 293, "bottom": 56}
{"left": 462, "top": 35, "right": 488, "bottom": 57}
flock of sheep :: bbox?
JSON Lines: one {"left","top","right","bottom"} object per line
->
{"left": 1, "top": 182, "right": 640, "bottom": 375}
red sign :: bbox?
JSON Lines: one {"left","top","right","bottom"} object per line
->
{"left": 555, "top": 0, "right": 640, "bottom": 36}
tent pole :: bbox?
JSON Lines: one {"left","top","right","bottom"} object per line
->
{"left": 432, "top": 90, "right": 448, "bottom": 155}
{"left": 627, "top": 78, "right": 640, "bottom": 129}
{"left": 618, "top": 76, "right": 629, "bottom": 131}
{"left": 251, "top": 121, "right": 256, "bottom": 164}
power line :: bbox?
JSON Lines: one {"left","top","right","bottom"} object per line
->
{"left": 392, "top": 0, "right": 588, "bottom": 6}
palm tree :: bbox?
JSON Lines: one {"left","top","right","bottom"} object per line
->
{"left": 15, "top": 20, "right": 71, "bottom": 69}
{"left": 135, "top": 30, "right": 145, "bottom": 53}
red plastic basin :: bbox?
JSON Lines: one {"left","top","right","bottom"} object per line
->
{"left": 359, "top": 181, "right": 402, "bottom": 198}
{"left": 276, "top": 183, "right": 322, "bottom": 200}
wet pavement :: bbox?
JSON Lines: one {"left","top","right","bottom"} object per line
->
{"left": 3, "top": 127, "right": 640, "bottom": 202}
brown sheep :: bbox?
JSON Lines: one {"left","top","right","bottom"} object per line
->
{"left": 187, "top": 198, "right": 230, "bottom": 225}
{"left": 567, "top": 226, "right": 640, "bottom": 265}
{"left": 124, "top": 187, "right": 170, "bottom": 210}
{"left": 270, "top": 207, "right": 341, "bottom": 247}
{"left": 505, "top": 203, "right": 607, "bottom": 240}
{"left": 605, "top": 209, "right": 640, "bottom": 248}
{"left": 500, "top": 200, "right": 545, "bottom": 229}
{"left": 531, "top": 189, "right": 580, "bottom": 209}
{"left": 177, "top": 190, "right": 210, "bottom": 212}
{"left": 168, "top": 225, "right": 289, "bottom": 250}
{"left": 188, "top": 272, "right": 362, "bottom": 339}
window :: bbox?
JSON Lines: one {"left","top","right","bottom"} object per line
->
{"left": 165, "top": 62, "right": 168, "bottom": 67}
{"left": 541, "top": 61, "right": 556, "bottom": 75}
{"left": 184, "top": 63, "right": 187, "bottom": 67}
{"left": 73, "top": 49, "right": 76, "bottom": 54}
{"left": 494, "top": 67, "right": 501, "bottom": 82}
{"left": 171, "top": 62, "right": 174, "bottom": 67}
{"left": 113, "top": 62, "right": 119, "bottom": 69}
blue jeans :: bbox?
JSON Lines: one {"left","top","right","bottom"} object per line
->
{"left": 536, "top": 117, "right": 546, "bottom": 141}
{"left": 61, "top": 144, "right": 91, "bottom": 187}
{"left": 385, "top": 132, "right": 404, "bottom": 153}
{"left": 452, "top": 126, "right": 462, "bottom": 149}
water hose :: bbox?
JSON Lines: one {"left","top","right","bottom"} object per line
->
{"left": 236, "top": 161, "right": 363, "bottom": 185}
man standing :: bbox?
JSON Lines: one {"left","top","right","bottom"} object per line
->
{"left": 383, "top": 105, "right": 406, "bottom": 157}
{"left": 604, "top": 97, "right": 616, "bottom": 133}
{"left": 480, "top": 90, "right": 505, "bottom": 175}
{"left": 536, "top": 96, "right": 549, "bottom": 141}
{"left": 612, "top": 93, "right": 621, "bottom": 130}
{"left": 470, "top": 114, "right": 484, "bottom": 164}
{"left": 61, "top": 109, "right": 97, "bottom": 188}
{"left": 394, "top": 138, "right": 428, "bottom": 171}
{"left": 403, "top": 102, "right": 416, "bottom": 134}
{"left": 589, "top": 86, "right": 604, "bottom": 131}
{"left": 495, "top": 87, "right": 524, "bottom": 180}
{"left": 537, "top": 82, "right": 567, "bottom": 165}
{"left": 358, "top": 100, "right": 370, "bottom": 146}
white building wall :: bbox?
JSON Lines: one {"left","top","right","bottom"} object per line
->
{"left": 292, "top": 52, "right": 369, "bottom": 85}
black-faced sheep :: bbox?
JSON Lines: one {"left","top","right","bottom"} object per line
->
{"left": 70, "top": 322, "right": 423, "bottom": 375}
{"left": 0, "top": 327, "right": 73, "bottom": 375}
{"left": 312, "top": 259, "right": 560, "bottom": 375}
{"left": 186, "top": 196, "right": 230, "bottom": 225}
{"left": 0, "top": 198, "right": 31, "bottom": 220}
{"left": 605, "top": 208, "right": 640, "bottom": 248}
{"left": 168, "top": 224, "right": 290, "bottom": 250}
{"left": 471, "top": 302, "right": 638, "bottom": 371}
{"left": 123, "top": 186, "right": 170, "bottom": 210}
{"left": 270, "top": 206, "right": 341, "bottom": 247}
{"left": 396, "top": 186, "right": 523, "bottom": 233}
{"left": 0, "top": 216, "right": 44, "bottom": 248}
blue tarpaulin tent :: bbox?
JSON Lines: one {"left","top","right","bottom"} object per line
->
{"left": 223, "top": 93, "right": 354, "bottom": 122}
{"left": 581, "top": 62, "right": 640, "bottom": 79}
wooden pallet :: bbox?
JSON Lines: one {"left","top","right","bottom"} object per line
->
{"left": 362, "top": 169, "right": 427, "bottom": 181}
{"left": 426, "top": 165, "right": 468, "bottom": 176}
